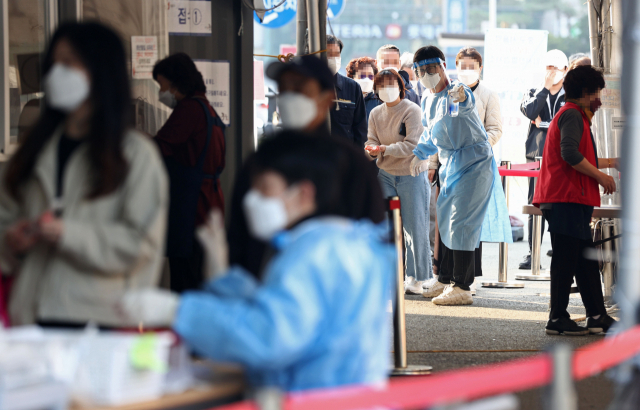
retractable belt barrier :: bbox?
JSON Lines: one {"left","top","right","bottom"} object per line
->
{"left": 213, "top": 325, "right": 640, "bottom": 410}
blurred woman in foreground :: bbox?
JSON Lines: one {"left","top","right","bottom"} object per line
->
{"left": 121, "top": 132, "right": 394, "bottom": 391}
{"left": 0, "top": 22, "right": 168, "bottom": 327}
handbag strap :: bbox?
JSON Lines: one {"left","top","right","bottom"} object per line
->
{"left": 193, "top": 97, "right": 226, "bottom": 173}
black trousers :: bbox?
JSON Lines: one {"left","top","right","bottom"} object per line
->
{"left": 548, "top": 232, "right": 607, "bottom": 320}
{"left": 438, "top": 241, "right": 475, "bottom": 291}
{"left": 527, "top": 169, "right": 546, "bottom": 252}
{"left": 169, "top": 239, "right": 204, "bottom": 293}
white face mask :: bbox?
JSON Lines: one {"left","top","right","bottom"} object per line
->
{"left": 378, "top": 87, "right": 400, "bottom": 103}
{"left": 328, "top": 57, "right": 341, "bottom": 75}
{"left": 457, "top": 69, "right": 480, "bottom": 86}
{"left": 277, "top": 92, "right": 318, "bottom": 130}
{"left": 553, "top": 69, "right": 565, "bottom": 85}
{"left": 420, "top": 72, "right": 441, "bottom": 90}
{"left": 44, "top": 63, "right": 90, "bottom": 113}
{"left": 159, "top": 89, "right": 177, "bottom": 109}
{"left": 356, "top": 78, "right": 374, "bottom": 93}
{"left": 243, "top": 189, "right": 289, "bottom": 241}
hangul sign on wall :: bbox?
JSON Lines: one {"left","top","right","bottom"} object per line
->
{"left": 131, "top": 36, "right": 158, "bottom": 79}
{"left": 194, "top": 60, "right": 230, "bottom": 126}
{"left": 168, "top": 0, "right": 212, "bottom": 35}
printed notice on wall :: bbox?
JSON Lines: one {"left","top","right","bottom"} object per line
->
{"left": 613, "top": 117, "right": 625, "bottom": 130}
{"left": 602, "top": 75, "right": 621, "bottom": 110}
{"left": 131, "top": 36, "right": 158, "bottom": 79}
{"left": 194, "top": 60, "right": 230, "bottom": 125}
{"left": 168, "top": 0, "right": 212, "bottom": 35}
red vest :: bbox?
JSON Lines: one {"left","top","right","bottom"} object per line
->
{"left": 533, "top": 102, "right": 601, "bottom": 207}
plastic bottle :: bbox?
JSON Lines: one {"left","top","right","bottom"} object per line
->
{"left": 448, "top": 93, "right": 459, "bottom": 117}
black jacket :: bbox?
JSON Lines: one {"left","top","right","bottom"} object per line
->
{"left": 364, "top": 92, "right": 382, "bottom": 122}
{"left": 520, "top": 86, "right": 566, "bottom": 159}
{"left": 330, "top": 73, "right": 368, "bottom": 147}
{"left": 398, "top": 70, "right": 421, "bottom": 106}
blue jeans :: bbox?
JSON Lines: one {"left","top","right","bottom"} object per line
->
{"left": 378, "top": 169, "right": 433, "bottom": 281}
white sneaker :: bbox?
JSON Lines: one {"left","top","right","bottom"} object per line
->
{"left": 422, "top": 276, "right": 439, "bottom": 290}
{"left": 470, "top": 280, "right": 477, "bottom": 296}
{"left": 422, "top": 280, "right": 447, "bottom": 298}
{"left": 432, "top": 285, "right": 473, "bottom": 306}
{"left": 404, "top": 277, "right": 424, "bottom": 295}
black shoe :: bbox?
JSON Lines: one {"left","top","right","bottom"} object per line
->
{"left": 547, "top": 249, "right": 553, "bottom": 257}
{"left": 586, "top": 315, "right": 617, "bottom": 334}
{"left": 519, "top": 254, "right": 531, "bottom": 270}
{"left": 545, "top": 317, "right": 589, "bottom": 336}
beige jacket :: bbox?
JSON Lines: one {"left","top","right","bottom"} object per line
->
{"left": 0, "top": 129, "right": 168, "bottom": 326}
{"left": 428, "top": 82, "right": 503, "bottom": 169}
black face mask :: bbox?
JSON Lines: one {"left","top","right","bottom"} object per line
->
{"left": 590, "top": 97, "right": 602, "bottom": 113}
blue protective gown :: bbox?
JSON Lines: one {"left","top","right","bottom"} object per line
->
{"left": 413, "top": 83, "right": 512, "bottom": 251}
{"left": 174, "top": 217, "right": 395, "bottom": 391}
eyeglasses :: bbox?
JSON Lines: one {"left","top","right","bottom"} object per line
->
{"left": 415, "top": 64, "right": 440, "bottom": 77}
{"left": 357, "top": 73, "right": 374, "bottom": 80}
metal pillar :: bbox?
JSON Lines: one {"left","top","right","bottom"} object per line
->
{"left": 389, "top": 197, "right": 432, "bottom": 376}
{"left": 305, "top": 0, "right": 321, "bottom": 56}
{"left": 483, "top": 162, "right": 524, "bottom": 289}
{"left": 544, "top": 344, "right": 577, "bottom": 410}
{"left": 602, "top": 221, "right": 615, "bottom": 306}
{"left": 602, "top": 0, "right": 613, "bottom": 73}
{"left": 296, "top": 0, "right": 307, "bottom": 56}
{"left": 587, "top": 0, "right": 602, "bottom": 68}
{"left": 517, "top": 156, "right": 551, "bottom": 281}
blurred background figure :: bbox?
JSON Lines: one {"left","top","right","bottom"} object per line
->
{"left": 401, "top": 51, "right": 425, "bottom": 101}
{"left": 568, "top": 52, "right": 592, "bottom": 71}
{"left": 365, "top": 69, "right": 431, "bottom": 295}
{"left": 152, "top": 53, "right": 226, "bottom": 293}
{"left": 0, "top": 22, "right": 168, "bottom": 328}
{"left": 426, "top": 46, "right": 503, "bottom": 294}
{"left": 228, "top": 55, "right": 336, "bottom": 281}
{"left": 121, "top": 132, "right": 393, "bottom": 392}
{"left": 346, "top": 56, "right": 381, "bottom": 121}
{"left": 519, "top": 49, "right": 568, "bottom": 269}
{"left": 376, "top": 44, "right": 420, "bottom": 105}
{"left": 327, "top": 35, "right": 368, "bottom": 147}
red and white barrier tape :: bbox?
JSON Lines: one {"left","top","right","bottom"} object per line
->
{"left": 213, "top": 325, "right": 640, "bottom": 410}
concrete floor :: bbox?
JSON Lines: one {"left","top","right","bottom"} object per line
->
{"left": 402, "top": 236, "right": 618, "bottom": 410}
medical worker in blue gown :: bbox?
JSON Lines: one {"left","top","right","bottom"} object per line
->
{"left": 413, "top": 46, "right": 512, "bottom": 306}
{"left": 119, "top": 132, "right": 395, "bottom": 392}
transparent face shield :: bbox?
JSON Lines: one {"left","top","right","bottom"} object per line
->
{"left": 413, "top": 58, "right": 450, "bottom": 93}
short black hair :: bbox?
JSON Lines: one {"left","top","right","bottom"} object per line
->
{"left": 414, "top": 46, "right": 445, "bottom": 64}
{"left": 153, "top": 53, "right": 206, "bottom": 97}
{"left": 327, "top": 34, "right": 343, "bottom": 53}
{"left": 563, "top": 65, "right": 605, "bottom": 100}
{"left": 251, "top": 132, "right": 385, "bottom": 223}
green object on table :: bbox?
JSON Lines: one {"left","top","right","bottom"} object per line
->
{"left": 130, "top": 334, "right": 167, "bottom": 372}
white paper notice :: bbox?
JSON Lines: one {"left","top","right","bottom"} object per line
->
{"left": 194, "top": 60, "right": 230, "bottom": 126}
{"left": 613, "top": 117, "right": 625, "bottom": 130}
{"left": 131, "top": 36, "right": 158, "bottom": 79}
{"left": 168, "top": 0, "right": 212, "bottom": 35}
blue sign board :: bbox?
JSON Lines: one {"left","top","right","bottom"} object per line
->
{"left": 254, "top": 0, "right": 345, "bottom": 28}
{"left": 447, "top": 0, "right": 468, "bottom": 33}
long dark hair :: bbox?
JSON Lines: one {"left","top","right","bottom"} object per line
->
{"left": 152, "top": 53, "right": 206, "bottom": 97}
{"left": 250, "top": 132, "right": 385, "bottom": 223}
{"left": 5, "top": 21, "right": 130, "bottom": 200}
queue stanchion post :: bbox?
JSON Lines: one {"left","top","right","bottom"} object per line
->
{"left": 544, "top": 344, "right": 577, "bottom": 410}
{"left": 483, "top": 161, "right": 524, "bottom": 289}
{"left": 516, "top": 157, "right": 551, "bottom": 281}
{"left": 388, "top": 197, "right": 432, "bottom": 376}
{"left": 602, "top": 220, "right": 615, "bottom": 306}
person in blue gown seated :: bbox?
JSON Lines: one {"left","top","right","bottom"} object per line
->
{"left": 119, "top": 131, "right": 395, "bottom": 392}
{"left": 412, "top": 46, "right": 512, "bottom": 306}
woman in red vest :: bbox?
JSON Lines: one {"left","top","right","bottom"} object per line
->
{"left": 533, "top": 65, "right": 618, "bottom": 336}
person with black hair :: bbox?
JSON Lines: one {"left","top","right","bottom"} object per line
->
{"left": 519, "top": 49, "right": 568, "bottom": 270}
{"left": 376, "top": 44, "right": 420, "bottom": 105}
{"left": 365, "top": 69, "right": 432, "bottom": 295}
{"left": 0, "top": 22, "right": 168, "bottom": 327}
{"left": 120, "top": 132, "right": 393, "bottom": 391}
{"left": 533, "top": 65, "right": 618, "bottom": 335}
{"left": 413, "top": 45, "right": 512, "bottom": 305}
{"left": 152, "top": 53, "right": 226, "bottom": 293}
{"left": 327, "top": 35, "right": 368, "bottom": 147}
